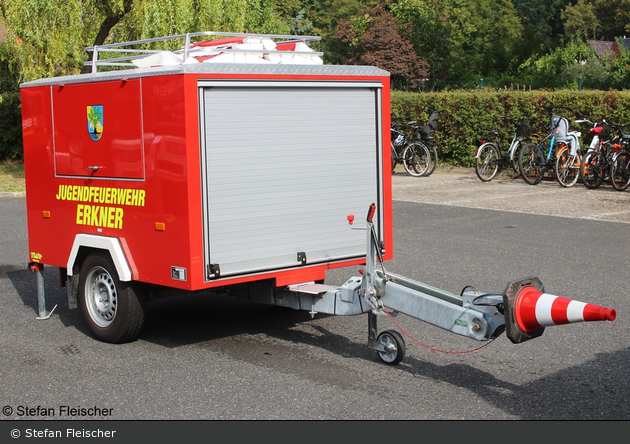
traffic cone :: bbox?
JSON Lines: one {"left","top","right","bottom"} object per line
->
{"left": 514, "top": 286, "right": 616, "bottom": 332}
{"left": 502, "top": 277, "right": 617, "bottom": 344}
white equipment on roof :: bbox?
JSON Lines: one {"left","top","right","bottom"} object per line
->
{"left": 85, "top": 31, "right": 324, "bottom": 72}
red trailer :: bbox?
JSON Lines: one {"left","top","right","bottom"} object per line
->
{"left": 20, "top": 32, "right": 615, "bottom": 364}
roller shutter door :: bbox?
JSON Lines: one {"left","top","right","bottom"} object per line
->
{"left": 200, "top": 82, "right": 383, "bottom": 279}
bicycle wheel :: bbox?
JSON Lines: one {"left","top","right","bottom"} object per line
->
{"left": 402, "top": 143, "right": 431, "bottom": 177}
{"left": 581, "top": 150, "right": 606, "bottom": 189}
{"left": 475, "top": 142, "right": 501, "bottom": 182}
{"left": 554, "top": 145, "right": 582, "bottom": 188}
{"left": 509, "top": 141, "right": 523, "bottom": 179}
{"left": 425, "top": 142, "right": 438, "bottom": 176}
{"left": 519, "top": 143, "right": 546, "bottom": 185}
{"left": 610, "top": 151, "right": 630, "bottom": 191}
{"left": 391, "top": 144, "right": 397, "bottom": 173}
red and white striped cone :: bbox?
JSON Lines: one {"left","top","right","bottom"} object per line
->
{"left": 514, "top": 286, "right": 616, "bottom": 333}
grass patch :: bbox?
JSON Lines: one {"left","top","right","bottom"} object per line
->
{"left": 0, "top": 160, "right": 26, "bottom": 193}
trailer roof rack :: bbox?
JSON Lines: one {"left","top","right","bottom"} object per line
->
{"left": 84, "top": 31, "right": 324, "bottom": 73}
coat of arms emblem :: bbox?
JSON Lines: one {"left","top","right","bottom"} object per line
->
{"left": 87, "top": 105, "right": 104, "bottom": 141}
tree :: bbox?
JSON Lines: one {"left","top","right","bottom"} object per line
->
{"left": 0, "top": 0, "right": 293, "bottom": 161}
{"left": 559, "top": 0, "right": 630, "bottom": 42}
{"left": 562, "top": 0, "right": 600, "bottom": 41}
{"left": 463, "top": 0, "right": 524, "bottom": 77}
{"left": 512, "top": 0, "right": 566, "bottom": 48}
{"left": 517, "top": 39, "right": 601, "bottom": 89}
{"left": 389, "top": 0, "right": 458, "bottom": 83}
{"left": 0, "top": 41, "right": 22, "bottom": 160}
{"left": 1, "top": 0, "right": 292, "bottom": 82}
{"left": 591, "top": 0, "right": 630, "bottom": 41}
{"left": 608, "top": 37, "right": 630, "bottom": 89}
{"left": 267, "top": 0, "right": 314, "bottom": 35}
{"left": 390, "top": 0, "right": 523, "bottom": 85}
{"left": 82, "top": 0, "right": 134, "bottom": 73}
{"left": 115, "top": 0, "right": 290, "bottom": 44}
{"left": 1, "top": 0, "right": 103, "bottom": 82}
{"left": 294, "top": 0, "right": 374, "bottom": 65}
{"left": 335, "top": 1, "right": 429, "bottom": 87}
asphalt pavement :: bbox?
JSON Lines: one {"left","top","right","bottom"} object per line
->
{"left": 1, "top": 170, "right": 628, "bottom": 425}
{"left": 392, "top": 165, "right": 630, "bottom": 223}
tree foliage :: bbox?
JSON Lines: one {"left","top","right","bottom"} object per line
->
{"left": 512, "top": 0, "right": 566, "bottom": 49}
{"left": 0, "top": 0, "right": 290, "bottom": 85}
{"left": 3, "top": 0, "right": 630, "bottom": 90}
{"left": 2, "top": 0, "right": 630, "bottom": 161}
{"left": 562, "top": 0, "right": 600, "bottom": 41}
{"left": 385, "top": 0, "right": 524, "bottom": 83}
{"left": 297, "top": 0, "right": 375, "bottom": 65}
{"left": 388, "top": 0, "right": 462, "bottom": 83}
{"left": 115, "top": 0, "right": 289, "bottom": 43}
{"left": 1, "top": 0, "right": 103, "bottom": 82}
{"left": 590, "top": 0, "right": 630, "bottom": 40}
{"left": 335, "top": 1, "right": 429, "bottom": 86}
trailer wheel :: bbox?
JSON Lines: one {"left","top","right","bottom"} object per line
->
{"left": 78, "top": 252, "right": 145, "bottom": 344}
{"left": 376, "top": 330, "right": 406, "bottom": 365}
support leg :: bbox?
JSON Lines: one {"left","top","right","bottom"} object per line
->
{"left": 29, "top": 263, "right": 56, "bottom": 320}
{"left": 367, "top": 311, "right": 386, "bottom": 352}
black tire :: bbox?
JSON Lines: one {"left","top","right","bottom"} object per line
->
{"left": 391, "top": 144, "right": 397, "bottom": 173}
{"left": 425, "top": 143, "right": 438, "bottom": 176}
{"left": 376, "top": 330, "right": 406, "bottom": 365}
{"left": 78, "top": 251, "right": 146, "bottom": 344}
{"left": 519, "top": 143, "right": 545, "bottom": 185}
{"left": 509, "top": 141, "right": 523, "bottom": 179}
{"left": 610, "top": 151, "right": 630, "bottom": 191}
{"left": 475, "top": 142, "right": 501, "bottom": 182}
{"left": 581, "top": 150, "right": 606, "bottom": 189}
{"left": 402, "top": 143, "right": 431, "bottom": 177}
{"left": 554, "top": 145, "right": 582, "bottom": 188}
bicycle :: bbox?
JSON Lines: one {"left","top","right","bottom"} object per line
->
{"left": 391, "top": 121, "right": 432, "bottom": 177}
{"left": 580, "top": 120, "right": 628, "bottom": 189}
{"left": 416, "top": 110, "right": 440, "bottom": 177}
{"left": 609, "top": 140, "right": 630, "bottom": 191}
{"left": 574, "top": 119, "right": 606, "bottom": 189}
{"left": 474, "top": 115, "right": 531, "bottom": 182}
{"left": 553, "top": 141, "right": 582, "bottom": 188}
{"left": 553, "top": 118, "right": 590, "bottom": 188}
{"left": 391, "top": 122, "right": 406, "bottom": 172}
{"left": 519, "top": 115, "right": 581, "bottom": 186}
{"left": 608, "top": 130, "right": 630, "bottom": 191}
{"left": 391, "top": 112, "right": 440, "bottom": 177}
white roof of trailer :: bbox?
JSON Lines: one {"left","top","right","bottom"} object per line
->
{"left": 21, "top": 63, "right": 389, "bottom": 88}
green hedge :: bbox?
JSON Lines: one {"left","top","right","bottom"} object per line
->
{"left": 3, "top": 88, "right": 630, "bottom": 164}
{"left": 391, "top": 89, "right": 630, "bottom": 167}
{"left": 0, "top": 92, "right": 22, "bottom": 161}
{"left": 0, "top": 42, "right": 23, "bottom": 161}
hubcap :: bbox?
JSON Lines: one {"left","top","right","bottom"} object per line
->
{"left": 378, "top": 334, "right": 398, "bottom": 363}
{"left": 85, "top": 266, "right": 117, "bottom": 327}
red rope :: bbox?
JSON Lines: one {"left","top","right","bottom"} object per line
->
{"left": 383, "top": 307, "right": 504, "bottom": 354}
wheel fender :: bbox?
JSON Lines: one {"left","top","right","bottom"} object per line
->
{"left": 67, "top": 234, "right": 132, "bottom": 282}
{"left": 475, "top": 142, "right": 492, "bottom": 158}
